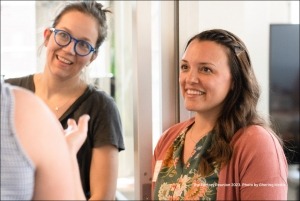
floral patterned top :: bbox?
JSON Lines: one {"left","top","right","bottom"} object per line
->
{"left": 154, "top": 125, "right": 219, "bottom": 200}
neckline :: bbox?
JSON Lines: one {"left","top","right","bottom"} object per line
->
{"left": 29, "top": 74, "right": 93, "bottom": 121}
{"left": 58, "top": 85, "right": 92, "bottom": 121}
{"left": 180, "top": 124, "right": 212, "bottom": 166}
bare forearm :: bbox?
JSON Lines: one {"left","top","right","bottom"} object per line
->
{"left": 71, "top": 156, "right": 86, "bottom": 200}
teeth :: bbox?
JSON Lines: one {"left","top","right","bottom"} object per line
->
{"left": 187, "top": 89, "right": 205, "bottom": 95}
{"left": 57, "top": 56, "right": 72, "bottom": 64}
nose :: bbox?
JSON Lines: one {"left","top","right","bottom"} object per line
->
{"left": 62, "top": 39, "right": 76, "bottom": 55}
{"left": 186, "top": 68, "right": 199, "bottom": 84}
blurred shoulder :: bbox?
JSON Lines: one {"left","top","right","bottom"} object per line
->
{"left": 13, "top": 85, "right": 65, "bottom": 159}
{"left": 13, "top": 85, "right": 51, "bottom": 116}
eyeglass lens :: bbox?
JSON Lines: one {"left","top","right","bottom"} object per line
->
{"left": 55, "top": 30, "right": 93, "bottom": 56}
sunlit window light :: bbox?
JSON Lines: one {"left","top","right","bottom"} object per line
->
{"left": 290, "top": 1, "right": 299, "bottom": 24}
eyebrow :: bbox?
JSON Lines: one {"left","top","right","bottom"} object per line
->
{"left": 59, "top": 27, "right": 93, "bottom": 42}
{"left": 180, "top": 59, "right": 215, "bottom": 67}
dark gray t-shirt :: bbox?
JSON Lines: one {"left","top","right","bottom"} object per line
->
{"left": 5, "top": 75, "right": 125, "bottom": 198}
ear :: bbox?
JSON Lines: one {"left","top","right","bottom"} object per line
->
{"left": 43, "top": 28, "right": 52, "bottom": 46}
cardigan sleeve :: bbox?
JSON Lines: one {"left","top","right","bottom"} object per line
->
{"left": 232, "top": 126, "right": 288, "bottom": 200}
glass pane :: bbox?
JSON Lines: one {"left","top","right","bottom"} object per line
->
{"left": 110, "top": 1, "right": 135, "bottom": 199}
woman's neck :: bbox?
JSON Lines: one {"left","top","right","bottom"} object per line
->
{"left": 34, "top": 73, "right": 84, "bottom": 98}
{"left": 33, "top": 72, "right": 87, "bottom": 118}
{"left": 193, "top": 112, "right": 217, "bottom": 136}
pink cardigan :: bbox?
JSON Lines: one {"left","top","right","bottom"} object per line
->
{"left": 152, "top": 118, "right": 288, "bottom": 200}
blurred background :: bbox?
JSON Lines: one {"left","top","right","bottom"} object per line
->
{"left": 1, "top": 1, "right": 299, "bottom": 200}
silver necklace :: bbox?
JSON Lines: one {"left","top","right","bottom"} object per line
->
{"left": 54, "top": 98, "right": 73, "bottom": 112}
{"left": 36, "top": 74, "right": 80, "bottom": 112}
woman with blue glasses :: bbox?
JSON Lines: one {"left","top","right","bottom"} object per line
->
{"left": 5, "top": 1, "right": 125, "bottom": 200}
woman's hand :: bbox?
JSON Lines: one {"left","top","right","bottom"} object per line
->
{"left": 65, "top": 114, "right": 90, "bottom": 155}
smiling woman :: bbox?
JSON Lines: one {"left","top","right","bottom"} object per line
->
{"left": 152, "top": 29, "right": 288, "bottom": 200}
{"left": 4, "top": 1, "right": 125, "bottom": 200}
{"left": 179, "top": 40, "right": 233, "bottom": 116}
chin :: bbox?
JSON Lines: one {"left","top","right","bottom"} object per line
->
{"left": 184, "top": 104, "right": 196, "bottom": 111}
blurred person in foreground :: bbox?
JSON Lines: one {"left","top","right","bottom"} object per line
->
{"left": 1, "top": 82, "right": 90, "bottom": 200}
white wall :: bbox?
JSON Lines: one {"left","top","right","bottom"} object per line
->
{"left": 1, "top": 1, "right": 36, "bottom": 78}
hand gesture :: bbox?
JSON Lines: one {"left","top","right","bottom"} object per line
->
{"left": 64, "top": 114, "right": 90, "bottom": 155}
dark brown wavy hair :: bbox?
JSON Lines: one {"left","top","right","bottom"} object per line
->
{"left": 184, "top": 29, "right": 283, "bottom": 176}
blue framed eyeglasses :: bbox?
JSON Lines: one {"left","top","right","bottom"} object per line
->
{"left": 50, "top": 28, "right": 96, "bottom": 56}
